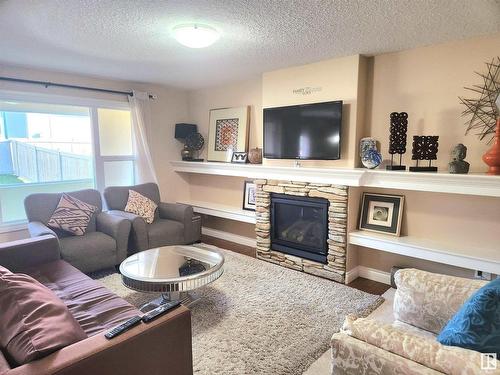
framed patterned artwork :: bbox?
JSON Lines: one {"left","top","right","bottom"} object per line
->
{"left": 207, "top": 106, "right": 250, "bottom": 162}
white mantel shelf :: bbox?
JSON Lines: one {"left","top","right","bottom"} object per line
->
{"left": 170, "top": 161, "right": 500, "bottom": 198}
{"left": 349, "top": 230, "right": 500, "bottom": 275}
{"left": 171, "top": 160, "right": 364, "bottom": 186}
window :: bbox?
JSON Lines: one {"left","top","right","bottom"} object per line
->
{"left": 0, "top": 96, "right": 134, "bottom": 226}
{"left": 93, "top": 108, "right": 135, "bottom": 190}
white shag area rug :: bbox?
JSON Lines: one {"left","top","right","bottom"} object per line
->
{"left": 96, "top": 246, "right": 383, "bottom": 375}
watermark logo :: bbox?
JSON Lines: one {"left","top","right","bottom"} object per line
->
{"left": 481, "top": 353, "right": 497, "bottom": 370}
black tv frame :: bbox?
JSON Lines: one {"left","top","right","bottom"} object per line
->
{"left": 263, "top": 100, "right": 343, "bottom": 160}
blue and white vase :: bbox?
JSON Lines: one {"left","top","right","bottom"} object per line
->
{"left": 360, "top": 137, "right": 382, "bottom": 169}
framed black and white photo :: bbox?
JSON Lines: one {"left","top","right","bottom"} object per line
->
{"left": 232, "top": 152, "right": 248, "bottom": 163}
{"left": 242, "top": 181, "right": 256, "bottom": 211}
{"left": 359, "top": 193, "right": 404, "bottom": 236}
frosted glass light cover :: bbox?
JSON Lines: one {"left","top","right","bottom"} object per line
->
{"left": 173, "top": 24, "right": 219, "bottom": 48}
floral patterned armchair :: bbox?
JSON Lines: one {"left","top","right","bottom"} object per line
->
{"left": 331, "top": 269, "right": 499, "bottom": 375}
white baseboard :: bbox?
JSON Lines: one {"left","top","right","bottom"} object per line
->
{"left": 202, "top": 227, "right": 256, "bottom": 248}
{"left": 349, "top": 266, "right": 391, "bottom": 285}
{"left": 345, "top": 267, "right": 359, "bottom": 284}
{"left": 202, "top": 227, "right": 391, "bottom": 285}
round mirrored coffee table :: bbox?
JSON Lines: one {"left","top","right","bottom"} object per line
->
{"left": 120, "top": 245, "right": 224, "bottom": 309}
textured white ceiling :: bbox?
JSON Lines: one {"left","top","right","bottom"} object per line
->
{"left": 0, "top": 0, "right": 499, "bottom": 89}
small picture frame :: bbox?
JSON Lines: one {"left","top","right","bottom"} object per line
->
{"left": 359, "top": 193, "right": 404, "bottom": 236}
{"left": 243, "top": 181, "right": 256, "bottom": 211}
{"left": 232, "top": 152, "right": 248, "bottom": 163}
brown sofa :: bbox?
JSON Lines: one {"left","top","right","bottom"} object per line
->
{"left": 0, "top": 236, "right": 193, "bottom": 375}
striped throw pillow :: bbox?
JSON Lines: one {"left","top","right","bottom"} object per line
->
{"left": 47, "top": 194, "right": 98, "bottom": 236}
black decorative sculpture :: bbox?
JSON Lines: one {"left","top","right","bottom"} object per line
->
{"left": 387, "top": 112, "right": 408, "bottom": 170}
{"left": 409, "top": 136, "right": 439, "bottom": 172}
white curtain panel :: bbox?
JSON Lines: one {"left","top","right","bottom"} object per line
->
{"left": 128, "top": 91, "right": 158, "bottom": 184}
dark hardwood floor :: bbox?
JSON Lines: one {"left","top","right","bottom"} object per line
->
{"left": 347, "top": 277, "right": 390, "bottom": 295}
{"left": 202, "top": 235, "right": 390, "bottom": 296}
{"left": 202, "top": 235, "right": 257, "bottom": 258}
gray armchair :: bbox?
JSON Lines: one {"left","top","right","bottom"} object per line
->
{"left": 103, "top": 183, "right": 201, "bottom": 253}
{"left": 24, "top": 189, "right": 131, "bottom": 273}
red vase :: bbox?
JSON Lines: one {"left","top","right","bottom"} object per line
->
{"left": 483, "top": 119, "right": 500, "bottom": 175}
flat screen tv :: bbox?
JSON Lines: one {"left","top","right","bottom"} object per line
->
{"left": 263, "top": 100, "right": 342, "bottom": 160}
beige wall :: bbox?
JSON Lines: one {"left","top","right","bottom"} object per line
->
{"left": 189, "top": 175, "right": 249, "bottom": 207}
{"left": 147, "top": 84, "right": 191, "bottom": 202}
{"left": 357, "top": 248, "right": 474, "bottom": 278}
{"left": 0, "top": 64, "right": 190, "bottom": 241}
{"left": 188, "top": 55, "right": 368, "bottom": 168}
{"left": 351, "top": 187, "right": 500, "bottom": 276}
{"left": 184, "top": 33, "right": 500, "bottom": 279}
{"left": 188, "top": 77, "right": 263, "bottom": 159}
{"left": 262, "top": 55, "right": 366, "bottom": 168}
{"left": 185, "top": 54, "right": 369, "bottom": 219}
{"left": 2, "top": 33, "right": 499, "bottom": 280}
{"left": 186, "top": 78, "right": 263, "bottom": 213}
{"left": 367, "top": 34, "right": 500, "bottom": 172}
{"left": 352, "top": 33, "right": 500, "bottom": 276}
{"left": 202, "top": 216, "right": 255, "bottom": 238}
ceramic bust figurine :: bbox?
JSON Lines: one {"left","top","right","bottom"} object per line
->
{"left": 448, "top": 143, "right": 470, "bottom": 174}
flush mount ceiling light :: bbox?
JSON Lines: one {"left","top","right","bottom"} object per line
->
{"left": 173, "top": 24, "right": 220, "bottom": 48}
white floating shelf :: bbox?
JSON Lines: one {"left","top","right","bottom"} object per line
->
{"left": 170, "top": 161, "right": 500, "bottom": 198}
{"left": 171, "top": 161, "right": 365, "bottom": 186}
{"left": 361, "top": 169, "right": 500, "bottom": 197}
{"left": 349, "top": 230, "right": 500, "bottom": 275}
{"left": 178, "top": 200, "right": 256, "bottom": 224}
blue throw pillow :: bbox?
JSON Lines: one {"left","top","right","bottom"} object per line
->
{"left": 437, "top": 278, "right": 500, "bottom": 356}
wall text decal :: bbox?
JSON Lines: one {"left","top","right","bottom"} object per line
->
{"left": 292, "top": 86, "right": 322, "bottom": 95}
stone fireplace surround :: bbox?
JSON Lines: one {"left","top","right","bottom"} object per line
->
{"left": 254, "top": 179, "right": 348, "bottom": 283}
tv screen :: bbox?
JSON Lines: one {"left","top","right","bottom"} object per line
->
{"left": 263, "top": 101, "right": 342, "bottom": 160}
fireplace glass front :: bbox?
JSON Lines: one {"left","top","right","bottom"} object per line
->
{"left": 270, "top": 193, "right": 329, "bottom": 263}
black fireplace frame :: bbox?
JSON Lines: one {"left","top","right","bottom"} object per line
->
{"left": 270, "top": 193, "right": 329, "bottom": 264}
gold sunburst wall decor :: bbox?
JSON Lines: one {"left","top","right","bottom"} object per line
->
{"left": 459, "top": 57, "right": 500, "bottom": 143}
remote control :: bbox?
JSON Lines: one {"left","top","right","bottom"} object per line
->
{"left": 105, "top": 315, "right": 142, "bottom": 339}
{"left": 142, "top": 301, "right": 181, "bottom": 323}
